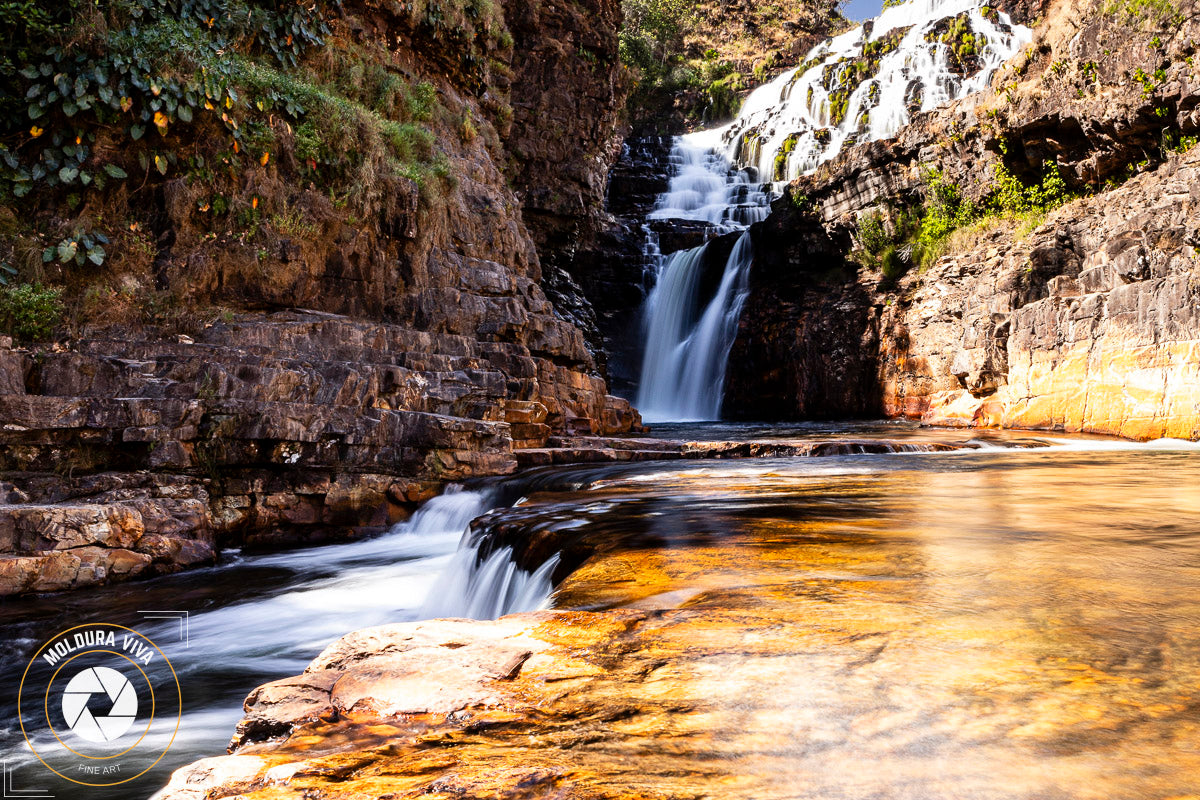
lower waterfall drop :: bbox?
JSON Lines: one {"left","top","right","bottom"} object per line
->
{"left": 637, "top": 232, "right": 755, "bottom": 422}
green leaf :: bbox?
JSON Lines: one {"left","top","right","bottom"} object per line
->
{"left": 131, "top": 124, "right": 145, "bottom": 140}
{"left": 19, "top": 66, "right": 39, "bottom": 79}
{"left": 79, "top": 171, "right": 92, "bottom": 186}
{"left": 57, "top": 241, "right": 78, "bottom": 262}
{"left": 12, "top": 184, "right": 30, "bottom": 198}
{"left": 28, "top": 104, "right": 45, "bottom": 120}
{"left": 42, "top": 247, "right": 55, "bottom": 263}
{"left": 87, "top": 246, "right": 106, "bottom": 266}
{"left": 153, "top": 154, "right": 168, "bottom": 175}
{"left": 104, "top": 164, "right": 128, "bottom": 179}
{"left": 177, "top": 105, "right": 193, "bottom": 123}
{"left": 1, "top": 263, "right": 18, "bottom": 275}
{"left": 58, "top": 166, "right": 79, "bottom": 183}
{"left": 62, "top": 101, "right": 78, "bottom": 117}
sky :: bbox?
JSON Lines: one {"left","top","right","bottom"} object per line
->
{"left": 841, "top": 0, "right": 885, "bottom": 21}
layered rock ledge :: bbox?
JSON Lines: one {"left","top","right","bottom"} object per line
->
{"left": 0, "top": 309, "right": 638, "bottom": 596}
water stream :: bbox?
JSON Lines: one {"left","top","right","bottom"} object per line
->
{"left": 4, "top": 425, "right": 1200, "bottom": 798}
{"left": 0, "top": 485, "right": 549, "bottom": 799}
{"left": 635, "top": 0, "right": 1030, "bottom": 420}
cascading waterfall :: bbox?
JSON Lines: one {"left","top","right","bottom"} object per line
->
{"left": 635, "top": 0, "right": 1030, "bottom": 422}
{"left": 728, "top": 0, "right": 1031, "bottom": 183}
{"left": 636, "top": 130, "right": 771, "bottom": 422}
{"left": 637, "top": 231, "right": 756, "bottom": 422}
{"left": 419, "top": 490, "right": 560, "bottom": 620}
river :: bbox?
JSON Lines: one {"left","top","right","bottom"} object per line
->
{"left": 4, "top": 422, "right": 1200, "bottom": 797}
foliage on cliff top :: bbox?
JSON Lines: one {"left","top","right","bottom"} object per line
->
{"left": 0, "top": 0, "right": 517, "bottom": 337}
{"left": 620, "top": 0, "right": 847, "bottom": 130}
{"left": 856, "top": 160, "right": 1073, "bottom": 283}
{"left": 0, "top": 0, "right": 513, "bottom": 208}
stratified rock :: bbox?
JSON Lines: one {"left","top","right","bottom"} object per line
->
{"left": 727, "top": 0, "right": 1200, "bottom": 440}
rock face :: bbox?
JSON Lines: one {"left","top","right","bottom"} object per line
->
{"left": 881, "top": 153, "right": 1200, "bottom": 439}
{"left": 727, "top": 0, "right": 1200, "bottom": 439}
{"left": 503, "top": 0, "right": 632, "bottom": 370}
{"left": 0, "top": 0, "right": 639, "bottom": 594}
{"left": 569, "top": 137, "right": 675, "bottom": 395}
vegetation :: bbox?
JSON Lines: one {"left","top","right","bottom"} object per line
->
{"left": 0, "top": 282, "right": 63, "bottom": 340}
{"left": 619, "top": 0, "right": 847, "bottom": 125}
{"left": 0, "top": 0, "right": 519, "bottom": 335}
{"left": 820, "top": 26, "right": 907, "bottom": 125}
{"left": 855, "top": 160, "right": 1073, "bottom": 283}
{"left": 1104, "top": 0, "right": 1187, "bottom": 28}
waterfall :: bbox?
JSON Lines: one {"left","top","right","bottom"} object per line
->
{"left": 637, "top": 232, "right": 755, "bottom": 422}
{"left": 726, "top": 0, "right": 1030, "bottom": 183}
{"left": 420, "top": 545, "right": 559, "bottom": 620}
{"left": 634, "top": 0, "right": 1030, "bottom": 422}
{"left": 419, "top": 490, "right": 559, "bottom": 620}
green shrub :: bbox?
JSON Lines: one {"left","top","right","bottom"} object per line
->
{"left": 1104, "top": 0, "right": 1183, "bottom": 28}
{"left": 861, "top": 162, "right": 1075, "bottom": 280}
{"left": 0, "top": 283, "right": 63, "bottom": 340}
{"left": 880, "top": 246, "right": 908, "bottom": 282}
{"left": 858, "top": 212, "right": 889, "bottom": 255}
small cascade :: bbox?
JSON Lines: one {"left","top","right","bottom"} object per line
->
{"left": 420, "top": 546, "right": 559, "bottom": 621}
{"left": 647, "top": 128, "right": 771, "bottom": 229}
{"left": 634, "top": 0, "right": 1030, "bottom": 422}
{"left": 419, "top": 490, "right": 561, "bottom": 620}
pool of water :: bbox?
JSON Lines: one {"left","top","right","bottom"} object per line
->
{"left": 3, "top": 424, "right": 1199, "bottom": 798}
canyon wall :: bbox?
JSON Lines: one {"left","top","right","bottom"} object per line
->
{"left": 729, "top": 0, "right": 1200, "bottom": 439}
{"left": 0, "top": 0, "right": 639, "bottom": 594}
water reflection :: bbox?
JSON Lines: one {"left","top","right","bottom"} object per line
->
{"left": 534, "top": 448, "right": 1200, "bottom": 798}
{"left": 5, "top": 432, "right": 1200, "bottom": 798}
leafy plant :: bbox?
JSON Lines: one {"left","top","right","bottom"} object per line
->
{"left": 0, "top": 282, "right": 63, "bottom": 340}
{"left": 0, "top": 0, "right": 337, "bottom": 201}
{"left": 42, "top": 228, "right": 109, "bottom": 267}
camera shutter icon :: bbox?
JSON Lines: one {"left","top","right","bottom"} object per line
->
{"left": 60, "top": 666, "right": 139, "bottom": 743}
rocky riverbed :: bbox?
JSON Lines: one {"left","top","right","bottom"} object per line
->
{"left": 154, "top": 439, "right": 1200, "bottom": 800}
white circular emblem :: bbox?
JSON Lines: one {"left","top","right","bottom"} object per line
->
{"left": 60, "top": 666, "right": 139, "bottom": 743}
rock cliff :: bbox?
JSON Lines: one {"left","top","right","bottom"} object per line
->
{"left": 728, "top": 0, "right": 1200, "bottom": 439}
{"left": 0, "top": 0, "right": 639, "bottom": 594}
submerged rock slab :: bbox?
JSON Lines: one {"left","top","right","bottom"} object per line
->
{"left": 155, "top": 462, "right": 1200, "bottom": 800}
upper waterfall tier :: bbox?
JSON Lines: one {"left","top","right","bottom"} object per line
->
{"left": 717, "top": 0, "right": 1031, "bottom": 185}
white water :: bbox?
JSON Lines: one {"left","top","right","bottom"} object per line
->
{"left": 729, "top": 0, "right": 1030, "bottom": 183}
{"left": 2, "top": 485, "right": 558, "bottom": 797}
{"left": 637, "top": 232, "right": 755, "bottom": 422}
{"left": 635, "top": 0, "right": 1030, "bottom": 422}
{"left": 421, "top": 546, "right": 559, "bottom": 620}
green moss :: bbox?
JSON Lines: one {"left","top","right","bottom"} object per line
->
{"left": 820, "top": 26, "right": 908, "bottom": 125}
{"left": 772, "top": 132, "right": 801, "bottom": 180}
